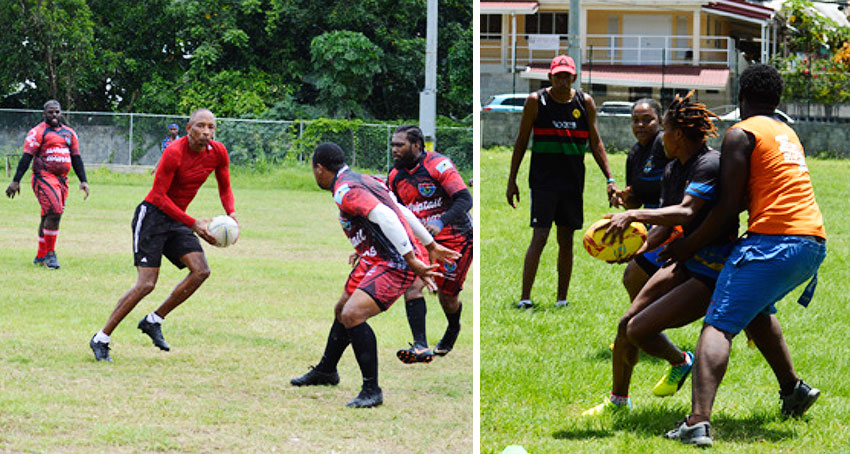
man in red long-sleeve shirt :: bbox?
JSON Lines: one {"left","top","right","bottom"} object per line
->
{"left": 89, "top": 108, "right": 238, "bottom": 363}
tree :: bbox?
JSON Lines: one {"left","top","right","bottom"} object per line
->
{"left": 309, "top": 31, "right": 385, "bottom": 119}
{"left": 0, "top": 0, "right": 97, "bottom": 109}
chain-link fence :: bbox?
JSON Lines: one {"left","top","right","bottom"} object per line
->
{"left": 0, "top": 109, "right": 472, "bottom": 175}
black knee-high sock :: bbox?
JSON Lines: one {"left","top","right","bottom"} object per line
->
{"left": 446, "top": 302, "right": 462, "bottom": 330}
{"left": 316, "top": 319, "right": 350, "bottom": 373}
{"left": 405, "top": 297, "right": 428, "bottom": 347}
{"left": 347, "top": 322, "right": 379, "bottom": 389}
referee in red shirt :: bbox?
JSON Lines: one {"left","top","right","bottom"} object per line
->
{"left": 90, "top": 108, "right": 238, "bottom": 362}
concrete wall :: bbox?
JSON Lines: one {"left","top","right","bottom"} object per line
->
{"left": 481, "top": 111, "right": 850, "bottom": 157}
{"left": 0, "top": 125, "right": 162, "bottom": 165}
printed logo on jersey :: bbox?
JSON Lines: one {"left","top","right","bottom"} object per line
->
{"left": 25, "top": 129, "right": 39, "bottom": 148}
{"left": 418, "top": 182, "right": 436, "bottom": 197}
{"left": 776, "top": 134, "right": 808, "bottom": 172}
{"left": 339, "top": 217, "right": 351, "bottom": 230}
{"left": 334, "top": 184, "right": 351, "bottom": 205}
{"left": 572, "top": 108, "right": 581, "bottom": 119}
{"left": 435, "top": 159, "right": 453, "bottom": 174}
{"left": 552, "top": 120, "right": 577, "bottom": 129}
{"left": 443, "top": 260, "right": 457, "bottom": 273}
{"left": 643, "top": 156, "right": 654, "bottom": 174}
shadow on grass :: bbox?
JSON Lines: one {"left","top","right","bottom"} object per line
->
{"left": 587, "top": 347, "right": 666, "bottom": 365}
{"left": 552, "top": 406, "right": 793, "bottom": 443}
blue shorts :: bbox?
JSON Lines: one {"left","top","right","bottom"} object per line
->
{"left": 705, "top": 233, "right": 827, "bottom": 335}
{"left": 685, "top": 242, "right": 735, "bottom": 288}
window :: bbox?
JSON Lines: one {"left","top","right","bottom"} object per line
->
{"left": 481, "top": 14, "right": 502, "bottom": 38}
{"left": 629, "top": 87, "right": 653, "bottom": 101}
{"left": 525, "top": 13, "right": 569, "bottom": 35}
{"left": 591, "top": 84, "right": 608, "bottom": 96}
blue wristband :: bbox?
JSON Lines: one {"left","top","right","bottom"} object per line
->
{"left": 607, "top": 178, "right": 616, "bottom": 184}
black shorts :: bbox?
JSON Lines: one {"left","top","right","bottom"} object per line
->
{"left": 131, "top": 201, "right": 203, "bottom": 269}
{"left": 530, "top": 188, "right": 583, "bottom": 229}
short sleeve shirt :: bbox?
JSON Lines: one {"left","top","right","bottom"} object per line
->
{"left": 387, "top": 151, "right": 472, "bottom": 241}
{"left": 24, "top": 122, "right": 80, "bottom": 177}
{"left": 626, "top": 131, "right": 670, "bottom": 208}
{"left": 661, "top": 147, "right": 737, "bottom": 243}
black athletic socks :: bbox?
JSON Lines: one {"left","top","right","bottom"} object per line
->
{"left": 316, "top": 319, "right": 350, "bottom": 373}
{"left": 405, "top": 297, "right": 428, "bottom": 347}
{"left": 446, "top": 302, "right": 462, "bottom": 329}
{"left": 347, "top": 322, "right": 379, "bottom": 388}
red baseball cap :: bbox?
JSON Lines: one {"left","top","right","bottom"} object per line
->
{"left": 550, "top": 55, "right": 576, "bottom": 75}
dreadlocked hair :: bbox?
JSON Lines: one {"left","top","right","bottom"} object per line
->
{"left": 663, "top": 90, "right": 719, "bottom": 143}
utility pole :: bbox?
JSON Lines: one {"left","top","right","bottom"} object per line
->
{"left": 420, "top": 0, "right": 438, "bottom": 152}
{"left": 569, "top": 0, "right": 581, "bottom": 89}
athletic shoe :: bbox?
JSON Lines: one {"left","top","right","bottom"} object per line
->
{"left": 137, "top": 317, "right": 170, "bottom": 351}
{"left": 43, "top": 251, "right": 60, "bottom": 269}
{"left": 346, "top": 385, "right": 383, "bottom": 408}
{"left": 555, "top": 300, "right": 569, "bottom": 308}
{"left": 516, "top": 299, "right": 533, "bottom": 309}
{"left": 780, "top": 380, "right": 820, "bottom": 417}
{"left": 581, "top": 398, "right": 632, "bottom": 416}
{"left": 89, "top": 335, "right": 113, "bottom": 363}
{"left": 396, "top": 343, "right": 434, "bottom": 364}
{"left": 652, "top": 351, "right": 694, "bottom": 397}
{"left": 434, "top": 326, "right": 460, "bottom": 356}
{"left": 33, "top": 255, "right": 45, "bottom": 266}
{"left": 664, "top": 418, "right": 713, "bottom": 447}
{"left": 290, "top": 366, "right": 340, "bottom": 386}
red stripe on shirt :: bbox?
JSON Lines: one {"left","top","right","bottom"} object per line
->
{"left": 533, "top": 128, "right": 590, "bottom": 138}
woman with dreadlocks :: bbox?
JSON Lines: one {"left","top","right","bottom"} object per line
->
{"left": 583, "top": 91, "right": 739, "bottom": 415}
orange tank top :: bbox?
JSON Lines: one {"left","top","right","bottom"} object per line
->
{"left": 730, "top": 116, "right": 825, "bottom": 238}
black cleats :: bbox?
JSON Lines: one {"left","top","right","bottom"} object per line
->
{"left": 44, "top": 251, "right": 60, "bottom": 269}
{"left": 290, "top": 366, "right": 340, "bottom": 387}
{"left": 396, "top": 343, "right": 434, "bottom": 364}
{"left": 90, "top": 335, "right": 113, "bottom": 363}
{"left": 138, "top": 317, "right": 170, "bottom": 351}
{"left": 434, "top": 326, "right": 460, "bottom": 356}
{"left": 346, "top": 385, "right": 383, "bottom": 408}
{"left": 781, "top": 380, "right": 820, "bottom": 417}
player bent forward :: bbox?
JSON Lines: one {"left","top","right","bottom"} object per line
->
{"left": 290, "top": 142, "right": 459, "bottom": 408}
{"left": 89, "top": 109, "right": 238, "bottom": 363}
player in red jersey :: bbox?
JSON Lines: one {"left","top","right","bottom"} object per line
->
{"left": 89, "top": 108, "right": 238, "bottom": 363}
{"left": 291, "top": 142, "right": 459, "bottom": 408}
{"left": 5, "top": 100, "right": 90, "bottom": 269}
{"left": 387, "top": 125, "right": 472, "bottom": 363}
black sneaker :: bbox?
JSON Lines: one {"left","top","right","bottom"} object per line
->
{"left": 781, "top": 380, "right": 820, "bottom": 417}
{"left": 33, "top": 255, "right": 45, "bottom": 266}
{"left": 44, "top": 251, "right": 60, "bottom": 269}
{"left": 434, "top": 326, "right": 460, "bottom": 356}
{"left": 346, "top": 385, "right": 383, "bottom": 408}
{"left": 90, "top": 335, "right": 113, "bottom": 363}
{"left": 138, "top": 317, "right": 170, "bottom": 351}
{"left": 396, "top": 343, "right": 434, "bottom": 364}
{"left": 290, "top": 366, "right": 340, "bottom": 386}
{"left": 664, "top": 418, "right": 713, "bottom": 447}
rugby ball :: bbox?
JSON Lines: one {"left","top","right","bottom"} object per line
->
{"left": 208, "top": 215, "right": 239, "bottom": 248}
{"left": 583, "top": 218, "right": 647, "bottom": 262}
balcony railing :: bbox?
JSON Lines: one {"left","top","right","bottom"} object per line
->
{"left": 481, "top": 33, "right": 735, "bottom": 69}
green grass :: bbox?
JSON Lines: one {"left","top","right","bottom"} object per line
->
{"left": 0, "top": 168, "right": 472, "bottom": 453}
{"left": 480, "top": 147, "right": 850, "bottom": 453}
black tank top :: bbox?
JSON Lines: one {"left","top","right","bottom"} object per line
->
{"left": 529, "top": 88, "right": 589, "bottom": 191}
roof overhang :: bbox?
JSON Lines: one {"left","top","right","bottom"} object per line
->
{"left": 703, "top": 0, "right": 775, "bottom": 25}
{"left": 480, "top": 2, "right": 539, "bottom": 15}
{"left": 521, "top": 65, "right": 731, "bottom": 90}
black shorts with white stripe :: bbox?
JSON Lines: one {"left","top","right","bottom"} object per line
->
{"left": 131, "top": 201, "right": 203, "bottom": 269}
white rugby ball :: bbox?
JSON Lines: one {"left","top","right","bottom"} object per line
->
{"left": 208, "top": 215, "right": 239, "bottom": 248}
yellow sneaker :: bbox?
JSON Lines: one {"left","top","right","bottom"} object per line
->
{"left": 652, "top": 351, "right": 694, "bottom": 397}
{"left": 582, "top": 398, "right": 632, "bottom": 416}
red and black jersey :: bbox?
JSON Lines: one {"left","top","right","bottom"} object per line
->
{"left": 23, "top": 122, "right": 80, "bottom": 177}
{"left": 144, "top": 136, "right": 235, "bottom": 227}
{"left": 387, "top": 151, "right": 471, "bottom": 241}
{"left": 333, "top": 166, "right": 425, "bottom": 267}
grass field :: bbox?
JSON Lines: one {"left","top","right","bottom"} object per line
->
{"left": 480, "top": 147, "right": 850, "bottom": 453}
{"left": 0, "top": 167, "right": 472, "bottom": 453}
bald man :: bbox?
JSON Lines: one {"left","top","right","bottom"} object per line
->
{"left": 90, "top": 109, "right": 238, "bottom": 362}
